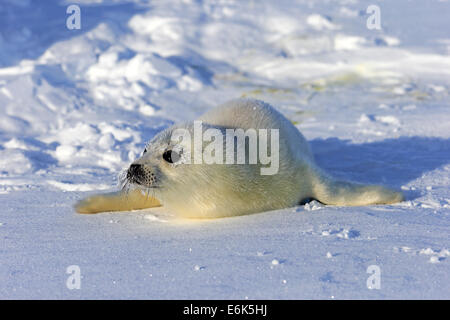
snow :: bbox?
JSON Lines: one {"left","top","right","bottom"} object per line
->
{"left": 0, "top": 0, "right": 449, "bottom": 299}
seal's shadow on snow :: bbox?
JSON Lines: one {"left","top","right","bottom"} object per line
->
{"left": 310, "top": 136, "right": 450, "bottom": 199}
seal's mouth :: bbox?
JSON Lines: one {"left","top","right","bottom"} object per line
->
{"left": 121, "top": 164, "right": 161, "bottom": 189}
{"left": 127, "top": 164, "right": 145, "bottom": 181}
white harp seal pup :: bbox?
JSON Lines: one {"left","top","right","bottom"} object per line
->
{"left": 75, "top": 99, "right": 403, "bottom": 218}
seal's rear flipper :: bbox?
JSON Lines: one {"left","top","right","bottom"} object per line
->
{"left": 311, "top": 169, "right": 404, "bottom": 206}
{"left": 75, "top": 188, "right": 161, "bottom": 214}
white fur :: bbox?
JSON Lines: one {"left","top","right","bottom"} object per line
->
{"left": 75, "top": 98, "right": 403, "bottom": 218}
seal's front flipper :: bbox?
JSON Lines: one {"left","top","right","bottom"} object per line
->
{"left": 75, "top": 188, "right": 161, "bottom": 214}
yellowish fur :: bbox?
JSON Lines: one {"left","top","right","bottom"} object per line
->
{"left": 74, "top": 99, "right": 403, "bottom": 218}
{"left": 75, "top": 188, "right": 160, "bottom": 214}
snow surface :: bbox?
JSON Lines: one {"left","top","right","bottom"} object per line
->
{"left": 0, "top": 0, "right": 449, "bottom": 299}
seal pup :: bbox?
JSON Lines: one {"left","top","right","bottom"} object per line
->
{"left": 75, "top": 99, "right": 403, "bottom": 218}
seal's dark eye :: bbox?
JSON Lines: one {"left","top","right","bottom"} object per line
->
{"left": 162, "top": 150, "right": 180, "bottom": 163}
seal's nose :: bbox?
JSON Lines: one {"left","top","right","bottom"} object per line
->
{"left": 127, "top": 164, "right": 143, "bottom": 179}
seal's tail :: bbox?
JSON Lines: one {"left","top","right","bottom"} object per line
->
{"left": 310, "top": 167, "right": 404, "bottom": 206}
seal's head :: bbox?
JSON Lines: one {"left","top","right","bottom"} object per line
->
{"left": 121, "top": 122, "right": 215, "bottom": 218}
{"left": 124, "top": 123, "right": 191, "bottom": 189}
{"left": 121, "top": 121, "right": 279, "bottom": 218}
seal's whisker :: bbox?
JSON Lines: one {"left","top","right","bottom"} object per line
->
{"left": 151, "top": 188, "right": 157, "bottom": 206}
{"left": 117, "top": 167, "right": 137, "bottom": 205}
{"left": 124, "top": 183, "right": 133, "bottom": 203}
{"left": 117, "top": 168, "right": 129, "bottom": 189}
